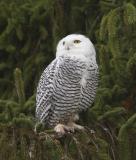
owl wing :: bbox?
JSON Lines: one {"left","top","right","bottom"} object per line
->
{"left": 36, "top": 58, "right": 59, "bottom": 122}
{"left": 79, "top": 66, "right": 99, "bottom": 111}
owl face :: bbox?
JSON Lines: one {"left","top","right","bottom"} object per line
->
{"left": 56, "top": 34, "right": 96, "bottom": 59}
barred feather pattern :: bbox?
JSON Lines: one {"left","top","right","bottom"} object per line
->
{"left": 36, "top": 55, "right": 98, "bottom": 127}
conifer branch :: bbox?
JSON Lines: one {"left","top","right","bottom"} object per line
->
{"left": 14, "top": 68, "right": 26, "bottom": 105}
{"left": 118, "top": 113, "right": 136, "bottom": 160}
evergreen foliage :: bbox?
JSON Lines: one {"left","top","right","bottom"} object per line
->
{"left": 0, "top": 0, "right": 136, "bottom": 159}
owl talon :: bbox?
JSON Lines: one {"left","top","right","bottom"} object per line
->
{"left": 54, "top": 124, "right": 65, "bottom": 136}
{"left": 67, "top": 123, "right": 84, "bottom": 131}
{"left": 74, "top": 124, "right": 84, "bottom": 130}
{"left": 54, "top": 124, "right": 76, "bottom": 136}
{"left": 65, "top": 127, "right": 75, "bottom": 133}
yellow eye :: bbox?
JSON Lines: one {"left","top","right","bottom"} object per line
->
{"left": 74, "top": 40, "right": 81, "bottom": 44}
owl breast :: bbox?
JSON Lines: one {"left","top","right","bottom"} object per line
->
{"left": 47, "top": 56, "right": 98, "bottom": 126}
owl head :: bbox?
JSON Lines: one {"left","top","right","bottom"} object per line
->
{"left": 56, "top": 34, "right": 96, "bottom": 60}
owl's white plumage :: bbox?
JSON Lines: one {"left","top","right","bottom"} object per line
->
{"left": 36, "top": 34, "right": 98, "bottom": 134}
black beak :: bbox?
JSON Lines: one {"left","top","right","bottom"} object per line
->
{"left": 66, "top": 46, "right": 70, "bottom": 50}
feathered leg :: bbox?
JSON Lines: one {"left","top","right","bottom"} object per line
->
{"left": 54, "top": 114, "right": 84, "bottom": 136}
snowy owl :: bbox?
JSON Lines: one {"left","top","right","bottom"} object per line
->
{"left": 36, "top": 34, "right": 98, "bottom": 135}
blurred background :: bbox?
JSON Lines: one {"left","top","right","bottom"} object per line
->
{"left": 0, "top": 0, "right": 136, "bottom": 160}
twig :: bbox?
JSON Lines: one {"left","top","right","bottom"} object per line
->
{"left": 72, "top": 136, "right": 84, "bottom": 160}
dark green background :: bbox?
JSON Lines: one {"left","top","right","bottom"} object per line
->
{"left": 0, "top": 0, "right": 136, "bottom": 159}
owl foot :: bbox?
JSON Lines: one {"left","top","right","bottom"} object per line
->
{"left": 54, "top": 124, "right": 66, "bottom": 137}
{"left": 54, "top": 123, "right": 75, "bottom": 137}
{"left": 67, "top": 122, "right": 84, "bottom": 131}
{"left": 54, "top": 123, "right": 84, "bottom": 137}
